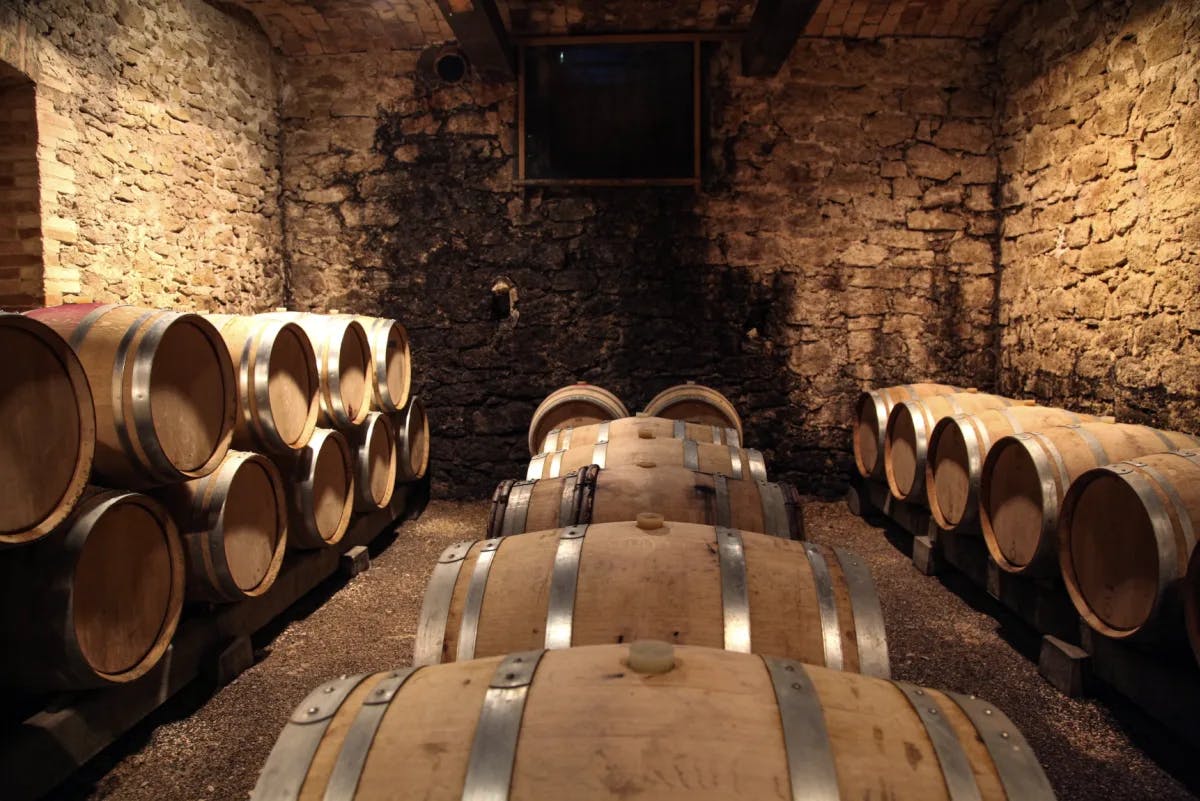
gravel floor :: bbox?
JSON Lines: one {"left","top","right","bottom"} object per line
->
{"left": 52, "top": 499, "right": 1199, "bottom": 800}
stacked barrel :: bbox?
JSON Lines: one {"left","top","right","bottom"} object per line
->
{"left": 0, "top": 305, "right": 427, "bottom": 690}
{"left": 252, "top": 381, "right": 1055, "bottom": 800}
{"left": 855, "top": 381, "right": 1200, "bottom": 667}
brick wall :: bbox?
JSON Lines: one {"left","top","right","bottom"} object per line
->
{"left": 0, "top": 0, "right": 284, "bottom": 311}
{"left": 996, "top": 0, "right": 1200, "bottom": 430}
{"left": 0, "top": 69, "right": 41, "bottom": 309}
{"left": 282, "top": 37, "right": 1000, "bottom": 498}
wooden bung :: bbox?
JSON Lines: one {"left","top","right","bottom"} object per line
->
{"left": 926, "top": 406, "right": 1109, "bottom": 531}
{"left": 525, "top": 435, "right": 768, "bottom": 482}
{"left": 340, "top": 314, "right": 411, "bottom": 413}
{"left": 204, "top": 314, "right": 320, "bottom": 454}
{"left": 884, "top": 391, "right": 1025, "bottom": 503}
{"left": 1060, "top": 450, "right": 1200, "bottom": 641}
{"left": 535, "top": 415, "right": 743, "bottom": 454}
{"left": 642, "top": 382, "right": 744, "bottom": 444}
{"left": 853, "top": 382, "right": 961, "bottom": 479}
{"left": 347, "top": 412, "right": 397, "bottom": 512}
{"left": 260, "top": 312, "right": 371, "bottom": 430}
{"left": 155, "top": 451, "right": 288, "bottom": 604}
{"left": 0, "top": 313, "right": 96, "bottom": 546}
{"left": 981, "top": 422, "right": 1200, "bottom": 576}
{"left": 253, "top": 644, "right": 1052, "bottom": 801}
{"left": 527, "top": 382, "right": 629, "bottom": 455}
{"left": 26, "top": 304, "right": 236, "bottom": 488}
{"left": 391, "top": 395, "right": 429, "bottom": 483}
{"left": 489, "top": 463, "right": 804, "bottom": 540}
{"left": 272, "top": 428, "right": 355, "bottom": 549}
{"left": 0, "top": 489, "right": 184, "bottom": 689}
{"left": 413, "top": 520, "right": 889, "bottom": 676}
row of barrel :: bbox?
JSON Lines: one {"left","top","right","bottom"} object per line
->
{"left": 251, "top": 381, "right": 1056, "bottom": 800}
{"left": 0, "top": 306, "right": 429, "bottom": 689}
{"left": 855, "top": 382, "right": 1200, "bottom": 662}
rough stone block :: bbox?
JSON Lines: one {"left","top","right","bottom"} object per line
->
{"left": 907, "top": 210, "right": 965, "bottom": 231}
{"left": 906, "top": 144, "right": 959, "bottom": 180}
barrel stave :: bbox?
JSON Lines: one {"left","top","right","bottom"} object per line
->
{"left": 528, "top": 383, "right": 629, "bottom": 455}
{"left": 1060, "top": 450, "right": 1200, "bottom": 640}
{"left": 253, "top": 645, "right": 1050, "bottom": 801}
{"left": 982, "top": 423, "right": 1200, "bottom": 576}
{"left": 0, "top": 489, "right": 184, "bottom": 689}
{"left": 272, "top": 428, "right": 354, "bottom": 549}
{"left": 642, "top": 383, "right": 744, "bottom": 442}
{"left": 416, "top": 522, "right": 883, "bottom": 673}
{"left": 0, "top": 313, "right": 96, "bottom": 546}
{"left": 28, "top": 304, "right": 236, "bottom": 488}
{"left": 853, "top": 382, "right": 960, "bottom": 479}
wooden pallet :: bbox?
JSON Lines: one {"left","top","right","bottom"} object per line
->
{"left": 0, "top": 474, "right": 431, "bottom": 801}
{"left": 848, "top": 476, "right": 1200, "bottom": 750}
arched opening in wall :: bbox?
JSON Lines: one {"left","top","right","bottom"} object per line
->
{"left": 0, "top": 61, "right": 42, "bottom": 310}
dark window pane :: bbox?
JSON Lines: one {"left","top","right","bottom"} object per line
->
{"left": 524, "top": 42, "right": 696, "bottom": 181}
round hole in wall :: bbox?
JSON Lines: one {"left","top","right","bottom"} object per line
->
{"left": 435, "top": 50, "right": 468, "bottom": 83}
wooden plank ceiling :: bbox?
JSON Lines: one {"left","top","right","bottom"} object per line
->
{"left": 220, "top": 0, "right": 1009, "bottom": 56}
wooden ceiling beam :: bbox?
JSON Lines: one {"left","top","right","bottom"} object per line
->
{"left": 436, "top": 0, "right": 515, "bottom": 83}
{"left": 742, "top": 0, "right": 822, "bottom": 77}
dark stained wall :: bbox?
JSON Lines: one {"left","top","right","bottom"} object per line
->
{"left": 282, "top": 37, "right": 1001, "bottom": 498}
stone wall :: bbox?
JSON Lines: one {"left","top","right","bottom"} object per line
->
{"left": 996, "top": 0, "right": 1200, "bottom": 430}
{"left": 283, "top": 37, "right": 1000, "bottom": 498}
{"left": 0, "top": 0, "right": 284, "bottom": 310}
{"left": 0, "top": 68, "right": 41, "bottom": 309}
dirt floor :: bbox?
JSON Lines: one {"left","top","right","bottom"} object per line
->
{"left": 54, "top": 499, "right": 1200, "bottom": 801}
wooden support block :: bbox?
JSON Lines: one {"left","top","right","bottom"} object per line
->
{"left": 1038, "top": 635, "right": 1090, "bottom": 697}
{"left": 339, "top": 545, "right": 370, "bottom": 578}
{"left": 845, "top": 483, "right": 885, "bottom": 524}
{"left": 986, "top": 559, "right": 1003, "bottom": 600}
{"left": 845, "top": 484, "right": 869, "bottom": 517}
{"left": 912, "top": 535, "right": 942, "bottom": 576}
{"left": 206, "top": 636, "right": 254, "bottom": 687}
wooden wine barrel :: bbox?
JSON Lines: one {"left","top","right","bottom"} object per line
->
{"left": 1060, "top": 450, "right": 1200, "bottom": 641}
{"left": 642, "top": 382, "right": 744, "bottom": 443}
{"left": 527, "top": 382, "right": 629, "bottom": 455}
{"left": 347, "top": 412, "right": 397, "bottom": 512}
{"left": 538, "top": 415, "right": 742, "bottom": 453}
{"left": 261, "top": 312, "right": 371, "bottom": 430}
{"left": 156, "top": 451, "right": 287, "bottom": 603}
{"left": 204, "top": 315, "right": 320, "bottom": 454}
{"left": 273, "top": 428, "right": 355, "bottom": 549}
{"left": 853, "top": 382, "right": 962, "bottom": 479}
{"left": 0, "top": 489, "right": 184, "bottom": 689}
{"left": 1186, "top": 546, "right": 1200, "bottom": 667}
{"left": 344, "top": 315, "right": 410, "bottom": 413}
{"left": 253, "top": 643, "right": 1053, "bottom": 801}
{"left": 489, "top": 464, "right": 803, "bottom": 540}
{"left": 926, "top": 406, "right": 1106, "bottom": 531}
{"left": 0, "top": 313, "right": 95, "bottom": 546}
{"left": 526, "top": 436, "right": 768, "bottom": 481}
{"left": 414, "top": 519, "right": 888, "bottom": 675}
{"left": 27, "top": 304, "right": 236, "bottom": 488}
{"left": 884, "top": 391, "right": 1027, "bottom": 503}
{"left": 981, "top": 422, "right": 1200, "bottom": 576}
{"left": 392, "top": 395, "right": 429, "bottom": 482}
